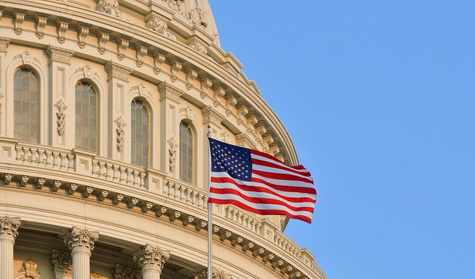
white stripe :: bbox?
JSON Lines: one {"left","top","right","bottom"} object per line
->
{"left": 212, "top": 171, "right": 316, "bottom": 196}
{"left": 209, "top": 193, "right": 314, "bottom": 218}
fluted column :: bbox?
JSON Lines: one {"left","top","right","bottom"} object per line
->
{"left": 134, "top": 244, "right": 170, "bottom": 279}
{"left": 0, "top": 216, "right": 21, "bottom": 279}
{"left": 64, "top": 227, "right": 99, "bottom": 279}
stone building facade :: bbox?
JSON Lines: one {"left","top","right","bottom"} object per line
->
{"left": 0, "top": 0, "right": 325, "bottom": 278}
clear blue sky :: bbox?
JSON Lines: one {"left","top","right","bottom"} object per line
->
{"left": 209, "top": 1, "right": 475, "bottom": 278}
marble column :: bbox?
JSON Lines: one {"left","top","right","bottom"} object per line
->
{"left": 64, "top": 227, "right": 99, "bottom": 279}
{"left": 0, "top": 216, "right": 21, "bottom": 279}
{"left": 134, "top": 244, "right": 170, "bottom": 279}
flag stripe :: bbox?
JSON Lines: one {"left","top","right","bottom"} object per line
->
{"left": 208, "top": 138, "right": 317, "bottom": 223}
{"left": 210, "top": 176, "right": 317, "bottom": 203}
{"left": 208, "top": 197, "right": 313, "bottom": 223}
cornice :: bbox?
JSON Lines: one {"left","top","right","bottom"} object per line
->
{"left": 0, "top": 170, "right": 324, "bottom": 279}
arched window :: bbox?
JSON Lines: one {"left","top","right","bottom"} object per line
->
{"left": 131, "top": 99, "right": 149, "bottom": 168}
{"left": 75, "top": 81, "right": 98, "bottom": 152}
{"left": 14, "top": 68, "right": 39, "bottom": 143}
{"left": 180, "top": 121, "right": 193, "bottom": 183}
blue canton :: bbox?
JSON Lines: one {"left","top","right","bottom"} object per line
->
{"left": 209, "top": 138, "right": 252, "bottom": 181}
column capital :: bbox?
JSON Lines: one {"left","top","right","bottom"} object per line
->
{"left": 105, "top": 61, "right": 133, "bottom": 82}
{"left": 64, "top": 227, "right": 99, "bottom": 252}
{"left": 133, "top": 244, "right": 170, "bottom": 272}
{"left": 158, "top": 82, "right": 184, "bottom": 103}
{"left": 0, "top": 37, "right": 10, "bottom": 52}
{"left": 0, "top": 216, "right": 21, "bottom": 240}
{"left": 46, "top": 45, "right": 75, "bottom": 64}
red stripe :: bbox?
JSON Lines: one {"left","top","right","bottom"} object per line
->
{"left": 211, "top": 176, "right": 317, "bottom": 196}
{"left": 208, "top": 198, "right": 312, "bottom": 224}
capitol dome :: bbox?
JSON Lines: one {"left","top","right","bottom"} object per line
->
{"left": 0, "top": 0, "right": 325, "bottom": 278}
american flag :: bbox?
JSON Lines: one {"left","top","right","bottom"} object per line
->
{"left": 208, "top": 138, "right": 317, "bottom": 223}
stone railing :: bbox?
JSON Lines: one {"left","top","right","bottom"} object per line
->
{"left": 161, "top": 178, "right": 208, "bottom": 210}
{"left": 15, "top": 144, "right": 75, "bottom": 171}
{"left": 91, "top": 157, "right": 146, "bottom": 188}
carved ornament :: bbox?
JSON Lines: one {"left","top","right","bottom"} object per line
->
{"left": 96, "top": 0, "right": 124, "bottom": 18}
{"left": 0, "top": 216, "right": 21, "bottom": 239}
{"left": 64, "top": 227, "right": 99, "bottom": 252}
{"left": 19, "top": 259, "right": 41, "bottom": 279}
{"left": 115, "top": 116, "right": 126, "bottom": 151}
{"left": 54, "top": 99, "right": 68, "bottom": 136}
{"left": 133, "top": 244, "right": 170, "bottom": 272}
{"left": 167, "top": 137, "right": 177, "bottom": 172}
{"left": 35, "top": 14, "right": 49, "bottom": 39}
{"left": 50, "top": 250, "right": 72, "bottom": 272}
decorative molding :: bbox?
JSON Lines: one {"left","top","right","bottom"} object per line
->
{"left": 115, "top": 116, "right": 126, "bottom": 152}
{"left": 64, "top": 227, "right": 99, "bottom": 252}
{"left": 169, "top": 58, "right": 182, "bottom": 82}
{"left": 74, "top": 65, "right": 100, "bottom": 80}
{"left": 117, "top": 36, "right": 131, "bottom": 61}
{"left": 13, "top": 10, "right": 27, "bottom": 35}
{"left": 225, "top": 95, "right": 237, "bottom": 116}
{"left": 180, "top": 106, "right": 196, "bottom": 121}
{"left": 0, "top": 216, "right": 21, "bottom": 239}
{"left": 135, "top": 43, "right": 148, "bottom": 68}
{"left": 133, "top": 244, "right": 169, "bottom": 272}
{"left": 167, "top": 137, "right": 177, "bottom": 172}
{"left": 56, "top": 18, "right": 71, "bottom": 44}
{"left": 188, "top": 8, "right": 207, "bottom": 28}
{"left": 130, "top": 84, "right": 152, "bottom": 100}
{"left": 185, "top": 66, "right": 198, "bottom": 90}
{"left": 199, "top": 74, "right": 212, "bottom": 99}
{"left": 0, "top": 37, "right": 10, "bottom": 52}
{"left": 188, "top": 40, "right": 207, "bottom": 55}
{"left": 19, "top": 259, "right": 41, "bottom": 279}
{"left": 153, "top": 51, "right": 166, "bottom": 74}
{"left": 46, "top": 45, "right": 75, "bottom": 64}
{"left": 105, "top": 61, "right": 133, "bottom": 82}
{"left": 54, "top": 99, "right": 68, "bottom": 136}
{"left": 77, "top": 23, "right": 92, "bottom": 49}
{"left": 98, "top": 29, "right": 112, "bottom": 55}
{"left": 35, "top": 14, "right": 49, "bottom": 39}
{"left": 146, "top": 17, "right": 176, "bottom": 40}
{"left": 96, "top": 0, "right": 124, "bottom": 18}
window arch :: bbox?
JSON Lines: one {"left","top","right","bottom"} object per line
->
{"left": 75, "top": 81, "right": 98, "bottom": 152}
{"left": 180, "top": 121, "right": 193, "bottom": 183}
{"left": 131, "top": 99, "right": 150, "bottom": 168}
{"left": 14, "top": 68, "right": 39, "bottom": 143}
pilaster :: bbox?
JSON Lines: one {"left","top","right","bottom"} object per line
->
{"left": 158, "top": 82, "right": 184, "bottom": 173}
{"left": 0, "top": 216, "right": 21, "bottom": 279}
{"left": 45, "top": 45, "right": 75, "bottom": 148}
{"left": 133, "top": 244, "right": 170, "bottom": 279}
{"left": 0, "top": 38, "right": 10, "bottom": 137}
{"left": 64, "top": 227, "right": 99, "bottom": 279}
{"left": 104, "top": 61, "right": 133, "bottom": 161}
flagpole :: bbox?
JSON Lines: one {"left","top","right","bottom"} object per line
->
{"left": 206, "top": 126, "right": 212, "bottom": 279}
